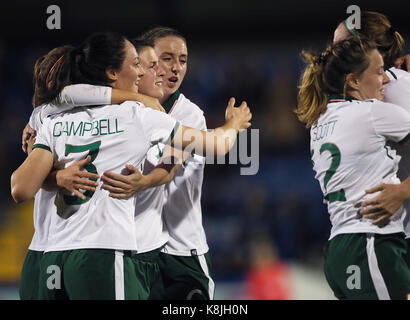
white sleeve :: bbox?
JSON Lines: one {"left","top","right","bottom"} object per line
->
{"left": 384, "top": 69, "right": 410, "bottom": 112}
{"left": 40, "top": 84, "right": 112, "bottom": 120}
{"left": 371, "top": 101, "right": 410, "bottom": 143}
{"left": 32, "top": 118, "right": 53, "bottom": 153}
{"left": 28, "top": 106, "right": 43, "bottom": 131}
{"left": 138, "top": 106, "right": 179, "bottom": 145}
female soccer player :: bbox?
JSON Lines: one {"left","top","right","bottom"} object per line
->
{"left": 19, "top": 41, "right": 168, "bottom": 300}
{"left": 100, "top": 39, "right": 186, "bottom": 292}
{"left": 102, "top": 27, "right": 215, "bottom": 300}
{"left": 334, "top": 11, "right": 410, "bottom": 269}
{"left": 11, "top": 32, "right": 251, "bottom": 299}
{"left": 295, "top": 37, "right": 410, "bottom": 299}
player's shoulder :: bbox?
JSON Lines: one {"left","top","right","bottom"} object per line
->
{"left": 118, "top": 100, "right": 145, "bottom": 109}
{"left": 386, "top": 67, "right": 410, "bottom": 81}
{"left": 361, "top": 98, "right": 392, "bottom": 110}
{"left": 117, "top": 100, "right": 147, "bottom": 117}
{"left": 177, "top": 93, "right": 205, "bottom": 116}
{"left": 364, "top": 98, "right": 409, "bottom": 117}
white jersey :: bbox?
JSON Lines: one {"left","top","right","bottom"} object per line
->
{"left": 384, "top": 67, "right": 410, "bottom": 239}
{"left": 161, "top": 91, "right": 209, "bottom": 256}
{"left": 310, "top": 97, "right": 410, "bottom": 240}
{"left": 34, "top": 101, "right": 178, "bottom": 252}
{"left": 27, "top": 84, "right": 112, "bottom": 251}
{"left": 133, "top": 144, "right": 169, "bottom": 253}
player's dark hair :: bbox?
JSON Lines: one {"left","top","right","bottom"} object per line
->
{"left": 296, "top": 38, "right": 377, "bottom": 128}
{"left": 32, "top": 45, "right": 74, "bottom": 107}
{"left": 137, "top": 26, "right": 186, "bottom": 46}
{"left": 131, "top": 39, "right": 153, "bottom": 54}
{"left": 70, "top": 32, "right": 129, "bottom": 86}
{"left": 339, "top": 11, "right": 404, "bottom": 68}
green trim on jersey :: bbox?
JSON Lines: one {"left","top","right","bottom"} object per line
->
{"left": 32, "top": 144, "right": 51, "bottom": 152}
{"left": 163, "top": 90, "right": 181, "bottom": 114}
{"left": 386, "top": 68, "right": 398, "bottom": 80}
{"left": 164, "top": 122, "right": 181, "bottom": 146}
{"left": 399, "top": 132, "right": 410, "bottom": 145}
{"left": 328, "top": 94, "right": 358, "bottom": 102}
{"left": 325, "top": 189, "right": 346, "bottom": 202}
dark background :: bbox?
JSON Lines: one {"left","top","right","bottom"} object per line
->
{"left": 0, "top": 0, "right": 408, "bottom": 298}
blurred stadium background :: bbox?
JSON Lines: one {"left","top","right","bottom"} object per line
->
{"left": 0, "top": 0, "right": 407, "bottom": 300}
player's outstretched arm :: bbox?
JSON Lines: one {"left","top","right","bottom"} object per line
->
{"left": 112, "top": 89, "right": 165, "bottom": 112}
{"left": 11, "top": 149, "right": 53, "bottom": 203}
{"left": 170, "top": 98, "right": 252, "bottom": 157}
{"left": 41, "top": 84, "right": 165, "bottom": 121}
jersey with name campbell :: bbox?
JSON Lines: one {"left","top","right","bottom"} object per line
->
{"left": 34, "top": 101, "right": 178, "bottom": 252}
{"left": 384, "top": 67, "right": 410, "bottom": 239}
{"left": 311, "top": 97, "right": 410, "bottom": 240}
{"left": 27, "top": 85, "right": 112, "bottom": 251}
{"left": 162, "top": 92, "right": 209, "bottom": 256}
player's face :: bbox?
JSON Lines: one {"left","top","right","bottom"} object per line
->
{"left": 137, "top": 46, "right": 164, "bottom": 99}
{"left": 333, "top": 22, "right": 351, "bottom": 43}
{"left": 354, "top": 49, "right": 390, "bottom": 101}
{"left": 154, "top": 36, "right": 187, "bottom": 102}
{"left": 113, "top": 40, "right": 145, "bottom": 93}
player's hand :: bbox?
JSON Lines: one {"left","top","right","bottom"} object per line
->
{"left": 56, "top": 156, "right": 100, "bottom": 200}
{"left": 27, "top": 136, "right": 36, "bottom": 155}
{"left": 101, "top": 164, "right": 150, "bottom": 199}
{"left": 22, "top": 123, "right": 36, "bottom": 154}
{"left": 358, "top": 183, "right": 406, "bottom": 227}
{"left": 394, "top": 54, "right": 410, "bottom": 72}
{"left": 225, "top": 97, "right": 252, "bottom": 132}
{"left": 140, "top": 96, "right": 165, "bottom": 113}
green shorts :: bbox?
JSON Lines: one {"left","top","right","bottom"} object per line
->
{"left": 19, "top": 249, "right": 43, "bottom": 300}
{"left": 149, "top": 251, "right": 214, "bottom": 300}
{"left": 406, "top": 238, "right": 410, "bottom": 269}
{"left": 324, "top": 233, "right": 410, "bottom": 300}
{"left": 38, "top": 248, "right": 159, "bottom": 300}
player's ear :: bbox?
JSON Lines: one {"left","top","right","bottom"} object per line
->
{"left": 345, "top": 73, "right": 359, "bottom": 90}
{"left": 106, "top": 68, "right": 118, "bottom": 82}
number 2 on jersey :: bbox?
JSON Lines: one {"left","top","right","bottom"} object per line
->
{"left": 320, "top": 143, "right": 346, "bottom": 203}
{"left": 64, "top": 141, "right": 101, "bottom": 205}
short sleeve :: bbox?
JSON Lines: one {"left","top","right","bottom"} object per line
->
{"left": 138, "top": 106, "right": 179, "bottom": 145}
{"left": 32, "top": 118, "right": 53, "bottom": 153}
{"left": 28, "top": 107, "right": 43, "bottom": 131}
{"left": 40, "top": 84, "right": 112, "bottom": 120}
{"left": 384, "top": 69, "right": 410, "bottom": 113}
{"left": 370, "top": 101, "right": 410, "bottom": 144}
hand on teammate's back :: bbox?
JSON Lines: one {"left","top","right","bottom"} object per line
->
{"left": 22, "top": 123, "right": 36, "bottom": 154}
{"left": 56, "top": 156, "right": 100, "bottom": 200}
{"left": 101, "top": 165, "right": 148, "bottom": 199}
{"left": 27, "top": 136, "right": 36, "bottom": 155}
{"left": 358, "top": 183, "right": 408, "bottom": 227}
{"left": 394, "top": 54, "right": 410, "bottom": 72}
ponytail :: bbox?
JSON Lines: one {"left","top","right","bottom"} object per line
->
{"left": 296, "top": 38, "right": 377, "bottom": 128}
{"left": 296, "top": 51, "right": 328, "bottom": 128}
